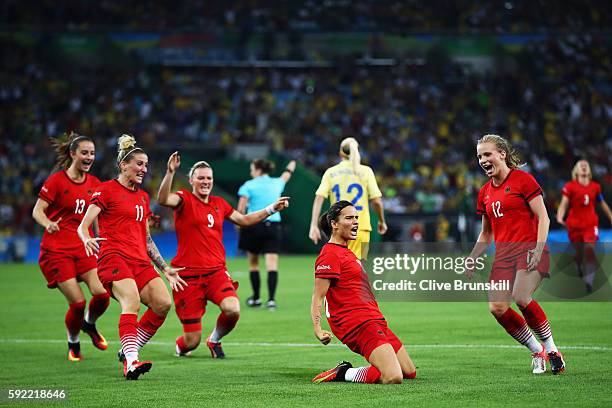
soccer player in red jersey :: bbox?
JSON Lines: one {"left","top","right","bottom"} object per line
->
{"left": 556, "top": 160, "right": 612, "bottom": 292}
{"left": 157, "top": 152, "right": 290, "bottom": 358}
{"left": 467, "top": 134, "right": 565, "bottom": 375}
{"left": 32, "top": 132, "right": 110, "bottom": 362}
{"left": 78, "top": 135, "right": 186, "bottom": 380}
{"left": 311, "top": 200, "right": 416, "bottom": 384}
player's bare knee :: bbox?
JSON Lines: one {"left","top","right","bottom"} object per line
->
{"left": 380, "top": 372, "right": 403, "bottom": 384}
{"left": 153, "top": 298, "right": 172, "bottom": 316}
{"left": 221, "top": 298, "right": 240, "bottom": 316}
{"left": 512, "top": 294, "right": 531, "bottom": 309}
{"left": 489, "top": 303, "right": 508, "bottom": 317}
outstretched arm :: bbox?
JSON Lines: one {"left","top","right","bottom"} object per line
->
{"left": 311, "top": 278, "right": 333, "bottom": 345}
{"left": 228, "top": 197, "right": 290, "bottom": 227}
{"left": 157, "top": 151, "right": 183, "bottom": 208}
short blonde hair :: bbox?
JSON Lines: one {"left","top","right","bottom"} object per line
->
{"left": 571, "top": 160, "right": 591, "bottom": 181}
{"left": 477, "top": 134, "right": 524, "bottom": 169}
{"left": 189, "top": 161, "right": 212, "bottom": 179}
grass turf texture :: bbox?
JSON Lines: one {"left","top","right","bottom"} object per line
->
{"left": 1, "top": 257, "right": 611, "bottom": 407}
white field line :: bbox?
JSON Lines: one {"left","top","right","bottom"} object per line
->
{"left": 0, "top": 338, "right": 610, "bottom": 351}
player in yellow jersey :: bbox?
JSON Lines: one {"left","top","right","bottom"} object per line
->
{"left": 308, "top": 137, "right": 387, "bottom": 259}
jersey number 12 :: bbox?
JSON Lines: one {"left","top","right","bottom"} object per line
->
{"left": 332, "top": 183, "right": 364, "bottom": 210}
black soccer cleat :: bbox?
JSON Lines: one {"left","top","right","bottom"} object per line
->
{"left": 548, "top": 351, "right": 566, "bottom": 375}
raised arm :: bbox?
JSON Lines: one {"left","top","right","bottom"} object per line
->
{"left": 309, "top": 195, "right": 325, "bottom": 244}
{"left": 280, "top": 160, "right": 297, "bottom": 183}
{"left": 311, "top": 277, "right": 333, "bottom": 345}
{"left": 78, "top": 204, "right": 105, "bottom": 256}
{"left": 157, "top": 151, "right": 183, "bottom": 208}
{"left": 228, "top": 197, "right": 290, "bottom": 227}
{"left": 370, "top": 197, "right": 387, "bottom": 235}
{"left": 556, "top": 195, "right": 569, "bottom": 226}
{"left": 145, "top": 222, "right": 186, "bottom": 291}
{"left": 32, "top": 198, "right": 62, "bottom": 234}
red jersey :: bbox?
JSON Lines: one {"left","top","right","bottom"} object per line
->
{"left": 562, "top": 180, "right": 602, "bottom": 229}
{"left": 90, "top": 180, "right": 152, "bottom": 263}
{"left": 314, "top": 243, "right": 384, "bottom": 342}
{"left": 477, "top": 169, "right": 546, "bottom": 260}
{"left": 171, "top": 190, "right": 235, "bottom": 272}
{"left": 38, "top": 171, "right": 100, "bottom": 254}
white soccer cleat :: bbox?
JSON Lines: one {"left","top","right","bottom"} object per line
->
{"left": 531, "top": 348, "right": 548, "bottom": 374}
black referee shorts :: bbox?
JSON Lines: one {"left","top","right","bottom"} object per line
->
{"left": 238, "top": 221, "right": 283, "bottom": 254}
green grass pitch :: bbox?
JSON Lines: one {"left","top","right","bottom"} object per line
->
{"left": 1, "top": 257, "right": 611, "bottom": 407}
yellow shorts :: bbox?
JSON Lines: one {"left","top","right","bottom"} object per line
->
{"left": 348, "top": 230, "right": 371, "bottom": 260}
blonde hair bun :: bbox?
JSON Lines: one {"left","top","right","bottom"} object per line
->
{"left": 118, "top": 134, "right": 137, "bottom": 151}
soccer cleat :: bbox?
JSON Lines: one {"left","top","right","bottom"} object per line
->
{"left": 206, "top": 335, "right": 225, "bottom": 359}
{"left": 82, "top": 320, "right": 108, "bottom": 350}
{"left": 68, "top": 342, "right": 82, "bottom": 362}
{"left": 246, "top": 297, "right": 262, "bottom": 307}
{"left": 531, "top": 346, "right": 548, "bottom": 374}
{"left": 123, "top": 360, "right": 152, "bottom": 380}
{"left": 175, "top": 343, "right": 192, "bottom": 357}
{"left": 548, "top": 351, "right": 565, "bottom": 375}
{"left": 266, "top": 300, "right": 277, "bottom": 311}
{"left": 312, "top": 361, "right": 353, "bottom": 383}
{"left": 117, "top": 349, "right": 125, "bottom": 363}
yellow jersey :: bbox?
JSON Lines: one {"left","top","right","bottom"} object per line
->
{"left": 315, "top": 160, "right": 382, "bottom": 231}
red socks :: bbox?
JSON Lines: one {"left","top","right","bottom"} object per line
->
{"left": 87, "top": 293, "right": 110, "bottom": 323}
{"left": 136, "top": 309, "right": 166, "bottom": 349}
{"left": 65, "top": 300, "right": 86, "bottom": 339}
{"left": 119, "top": 313, "right": 139, "bottom": 359}
{"left": 495, "top": 308, "right": 533, "bottom": 346}
{"left": 519, "top": 300, "right": 551, "bottom": 342}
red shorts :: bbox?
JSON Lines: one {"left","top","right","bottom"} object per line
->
{"left": 341, "top": 319, "right": 403, "bottom": 361}
{"left": 97, "top": 254, "right": 159, "bottom": 294}
{"left": 568, "top": 226, "right": 599, "bottom": 243}
{"left": 490, "top": 248, "right": 550, "bottom": 288}
{"left": 172, "top": 267, "right": 239, "bottom": 332}
{"left": 39, "top": 250, "right": 98, "bottom": 289}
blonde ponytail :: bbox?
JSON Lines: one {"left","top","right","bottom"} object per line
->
{"left": 477, "top": 134, "right": 524, "bottom": 169}
{"left": 340, "top": 137, "right": 361, "bottom": 176}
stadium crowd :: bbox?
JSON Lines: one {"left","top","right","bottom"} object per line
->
{"left": 2, "top": 1, "right": 609, "bottom": 33}
{"left": 1, "top": 33, "right": 610, "bottom": 236}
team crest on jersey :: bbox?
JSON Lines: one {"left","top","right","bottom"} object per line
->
{"left": 505, "top": 186, "right": 511, "bottom": 193}
{"left": 87, "top": 189, "right": 92, "bottom": 195}
{"left": 214, "top": 206, "right": 219, "bottom": 214}
{"left": 64, "top": 189, "right": 70, "bottom": 195}
{"left": 141, "top": 196, "right": 146, "bottom": 203}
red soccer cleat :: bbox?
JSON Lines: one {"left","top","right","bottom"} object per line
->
{"left": 312, "top": 361, "right": 352, "bottom": 383}
{"left": 82, "top": 320, "right": 108, "bottom": 351}
{"left": 67, "top": 342, "right": 82, "bottom": 362}
{"left": 123, "top": 360, "right": 153, "bottom": 380}
{"left": 206, "top": 335, "right": 225, "bottom": 359}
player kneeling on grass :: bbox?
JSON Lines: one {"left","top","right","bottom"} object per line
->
{"left": 311, "top": 200, "right": 416, "bottom": 384}
{"left": 157, "top": 152, "right": 290, "bottom": 358}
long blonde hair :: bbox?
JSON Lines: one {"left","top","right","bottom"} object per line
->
{"left": 339, "top": 137, "right": 361, "bottom": 176}
{"left": 571, "top": 160, "right": 591, "bottom": 181}
{"left": 477, "top": 134, "right": 524, "bottom": 169}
